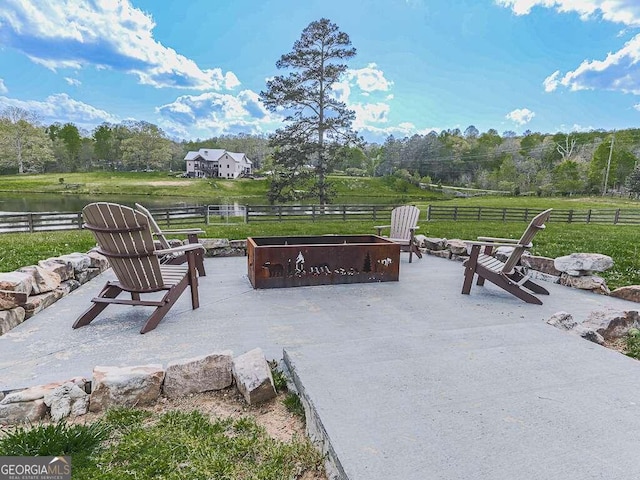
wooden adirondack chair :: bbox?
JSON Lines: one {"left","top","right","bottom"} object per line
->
{"left": 375, "top": 205, "right": 422, "bottom": 263}
{"left": 461, "top": 208, "right": 553, "bottom": 305}
{"left": 134, "top": 203, "right": 206, "bottom": 277}
{"left": 73, "top": 202, "right": 204, "bottom": 334}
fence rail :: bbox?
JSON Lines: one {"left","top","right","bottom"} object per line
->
{"left": 426, "top": 205, "right": 640, "bottom": 225}
{"left": 3, "top": 203, "right": 640, "bottom": 233}
{"left": 0, "top": 206, "right": 208, "bottom": 233}
{"left": 245, "top": 204, "right": 396, "bottom": 222}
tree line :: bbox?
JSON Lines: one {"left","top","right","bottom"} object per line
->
{"left": 0, "top": 106, "right": 270, "bottom": 175}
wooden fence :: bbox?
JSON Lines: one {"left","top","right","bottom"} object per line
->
{"left": 426, "top": 205, "right": 640, "bottom": 224}
{"left": 245, "top": 204, "right": 396, "bottom": 222}
{"left": 4, "top": 203, "right": 640, "bottom": 233}
{"left": 0, "top": 206, "right": 207, "bottom": 233}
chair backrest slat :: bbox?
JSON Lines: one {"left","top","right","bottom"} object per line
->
{"left": 84, "top": 203, "right": 164, "bottom": 291}
{"left": 390, "top": 206, "right": 420, "bottom": 239}
{"left": 135, "top": 203, "right": 170, "bottom": 249}
{"left": 502, "top": 208, "right": 552, "bottom": 274}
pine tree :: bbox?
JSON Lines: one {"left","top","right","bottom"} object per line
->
{"left": 260, "top": 18, "right": 360, "bottom": 204}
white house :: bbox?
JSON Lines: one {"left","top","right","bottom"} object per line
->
{"left": 184, "top": 148, "right": 252, "bottom": 179}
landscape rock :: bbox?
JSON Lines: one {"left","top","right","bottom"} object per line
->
{"left": 0, "top": 377, "right": 87, "bottom": 424}
{"left": 163, "top": 351, "right": 233, "bottom": 398}
{"left": 413, "top": 234, "right": 428, "bottom": 248}
{"left": 575, "top": 326, "right": 606, "bottom": 345}
{"left": 546, "top": 311, "right": 577, "bottom": 331}
{"left": 581, "top": 310, "right": 640, "bottom": 341}
{"left": 560, "top": 273, "right": 610, "bottom": 295}
{"left": 0, "top": 290, "right": 28, "bottom": 310}
{"left": 0, "top": 271, "right": 34, "bottom": 294}
{"left": 610, "top": 286, "right": 640, "bottom": 303}
{"left": 493, "top": 246, "right": 514, "bottom": 263}
{"left": 0, "top": 400, "right": 47, "bottom": 424}
{"left": 554, "top": 253, "right": 614, "bottom": 276}
{"left": 0, "top": 307, "right": 26, "bottom": 335}
{"left": 446, "top": 239, "right": 468, "bottom": 255}
{"left": 87, "top": 250, "right": 110, "bottom": 271}
{"left": 38, "top": 258, "right": 74, "bottom": 281}
{"left": 521, "top": 254, "right": 562, "bottom": 276}
{"left": 528, "top": 270, "right": 560, "bottom": 284}
{"left": 44, "top": 382, "right": 90, "bottom": 421}
{"left": 57, "top": 253, "right": 92, "bottom": 274}
{"left": 17, "top": 265, "right": 61, "bottom": 294}
{"left": 90, "top": 364, "right": 165, "bottom": 412}
{"left": 56, "top": 280, "right": 82, "bottom": 296}
{"left": 427, "top": 249, "right": 451, "bottom": 259}
{"left": 23, "top": 290, "right": 63, "bottom": 319}
{"left": 75, "top": 268, "right": 101, "bottom": 284}
{"left": 232, "top": 348, "right": 276, "bottom": 405}
{"left": 422, "top": 237, "right": 448, "bottom": 251}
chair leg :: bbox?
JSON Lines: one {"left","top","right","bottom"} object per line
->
{"left": 462, "top": 245, "right": 480, "bottom": 295}
{"left": 73, "top": 283, "right": 122, "bottom": 329}
{"left": 187, "top": 233, "right": 206, "bottom": 277}
{"left": 187, "top": 252, "right": 200, "bottom": 309}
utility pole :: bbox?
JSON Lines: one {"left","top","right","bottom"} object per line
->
{"left": 603, "top": 131, "right": 615, "bottom": 196}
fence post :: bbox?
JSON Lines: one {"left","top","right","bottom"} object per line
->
{"left": 77, "top": 212, "right": 83, "bottom": 229}
{"left": 278, "top": 205, "right": 282, "bottom": 222}
{"left": 28, "top": 213, "right": 34, "bottom": 233}
{"left": 427, "top": 205, "right": 431, "bottom": 221}
{"left": 373, "top": 205, "right": 378, "bottom": 221}
{"left": 453, "top": 206, "right": 458, "bottom": 221}
{"left": 342, "top": 205, "right": 346, "bottom": 221}
{"left": 312, "top": 205, "right": 316, "bottom": 222}
{"left": 245, "top": 205, "right": 250, "bottom": 224}
{"left": 477, "top": 207, "right": 481, "bottom": 220}
{"left": 524, "top": 208, "right": 529, "bottom": 221}
{"left": 502, "top": 208, "right": 506, "bottom": 221}
{"left": 568, "top": 210, "right": 573, "bottom": 223}
{"left": 204, "top": 206, "right": 209, "bottom": 225}
{"left": 614, "top": 209, "right": 620, "bottom": 224}
{"left": 586, "top": 209, "right": 591, "bottom": 224}
{"left": 165, "top": 210, "right": 170, "bottom": 227}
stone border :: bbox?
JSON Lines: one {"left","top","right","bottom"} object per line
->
{"left": 0, "top": 238, "right": 248, "bottom": 336}
{"left": 0, "top": 347, "right": 276, "bottom": 425}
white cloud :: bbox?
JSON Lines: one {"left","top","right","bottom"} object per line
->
{"left": 506, "top": 108, "right": 536, "bottom": 125}
{"left": 64, "top": 77, "right": 81, "bottom": 86}
{"left": 0, "top": 79, "right": 7, "bottom": 94}
{"left": 157, "top": 89, "right": 280, "bottom": 138}
{"left": 0, "top": 93, "right": 118, "bottom": 126}
{"left": 351, "top": 102, "right": 391, "bottom": 129}
{"left": 543, "top": 70, "right": 560, "bottom": 92}
{"left": 0, "top": 0, "right": 239, "bottom": 90}
{"left": 498, "top": 1, "right": 640, "bottom": 96}
{"left": 346, "top": 63, "right": 394, "bottom": 93}
{"left": 544, "top": 34, "right": 640, "bottom": 95}
{"left": 495, "top": 0, "right": 640, "bottom": 26}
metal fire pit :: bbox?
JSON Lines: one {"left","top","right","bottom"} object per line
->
{"left": 247, "top": 235, "right": 400, "bottom": 289}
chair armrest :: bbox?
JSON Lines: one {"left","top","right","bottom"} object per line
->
{"left": 465, "top": 240, "right": 532, "bottom": 248}
{"left": 155, "top": 243, "right": 205, "bottom": 256}
{"left": 477, "top": 236, "right": 519, "bottom": 243}
{"left": 154, "top": 228, "right": 204, "bottom": 235}
{"left": 374, "top": 225, "right": 391, "bottom": 235}
{"left": 410, "top": 226, "right": 419, "bottom": 232}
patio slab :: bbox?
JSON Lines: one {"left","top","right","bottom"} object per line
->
{"left": 2, "top": 255, "right": 640, "bottom": 479}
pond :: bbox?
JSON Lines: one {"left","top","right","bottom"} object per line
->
{"left": 0, "top": 193, "right": 409, "bottom": 213}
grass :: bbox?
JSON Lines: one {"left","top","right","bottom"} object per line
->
{"left": 625, "top": 328, "right": 640, "bottom": 359}
{"left": 0, "top": 408, "right": 324, "bottom": 480}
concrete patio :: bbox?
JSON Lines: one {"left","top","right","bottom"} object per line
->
{"left": 2, "top": 254, "right": 640, "bottom": 479}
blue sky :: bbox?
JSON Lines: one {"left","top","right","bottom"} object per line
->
{"left": 0, "top": 0, "right": 639, "bottom": 143}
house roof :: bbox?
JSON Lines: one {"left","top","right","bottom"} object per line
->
{"left": 227, "top": 152, "right": 253, "bottom": 165}
{"left": 184, "top": 148, "right": 252, "bottom": 164}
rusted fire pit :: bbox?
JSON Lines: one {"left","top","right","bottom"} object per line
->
{"left": 247, "top": 235, "right": 400, "bottom": 289}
